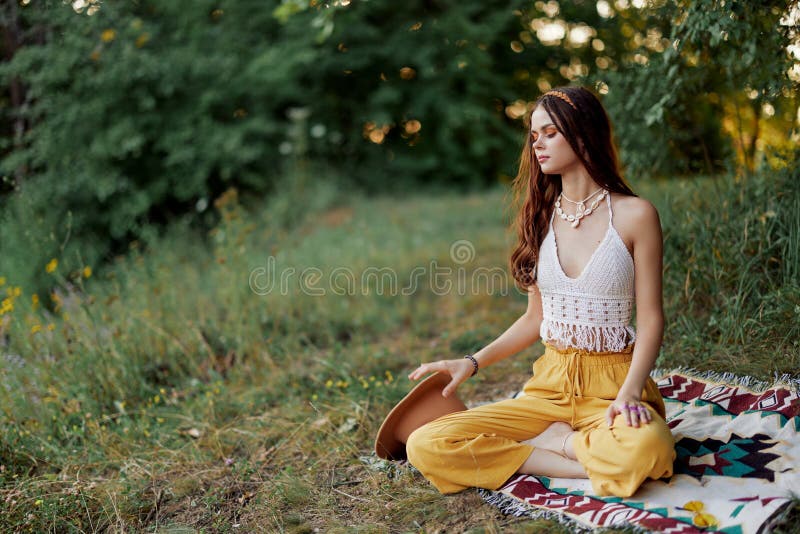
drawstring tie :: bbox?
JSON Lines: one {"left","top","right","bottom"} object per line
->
{"left": 562, "top": 348, "right": 591, "bottom": 428}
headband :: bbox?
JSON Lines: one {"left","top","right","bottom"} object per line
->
{"left": 543, "top": 90, "right": 577, "bottom": 110}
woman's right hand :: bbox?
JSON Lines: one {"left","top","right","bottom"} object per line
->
{"left": 407, "top": 358, "right": 475, "bottom": 398}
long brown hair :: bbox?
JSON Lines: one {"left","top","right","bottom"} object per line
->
{"left": 508, "top": 85, "right": 636, "bottom": 290}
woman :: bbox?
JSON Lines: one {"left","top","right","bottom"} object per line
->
{"left": 405, "top": 86, "right": 676, "bottom": 498}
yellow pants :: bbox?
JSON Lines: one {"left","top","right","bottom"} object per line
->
{"left": 406, "top": 343, "right": 676, "bottom": 497}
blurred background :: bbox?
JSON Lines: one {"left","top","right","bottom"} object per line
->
{"left": 1, "top": 0, "right": 797, "bottom": 295}
{"left": 0, "top": 1, "right": 798, "bottom": 531}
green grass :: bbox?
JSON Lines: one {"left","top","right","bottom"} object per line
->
{"left": 0, "top": 163, "right": 798, "bottom": 532}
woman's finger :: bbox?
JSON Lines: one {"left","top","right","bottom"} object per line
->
{"left": 640, "top": 405, "right": 652, "bottom": 424}
{"left": 408, "top": 360, "right": 445, "bottom": 380}
{"left": 622, "top": 403, "right": 633, "bottom": 426}
{"left": 442, "top": 376, "right": 461, "bottom": 398}
{"left": 407, "top": 363, "right": 430, "bottom": 381}
{"left": 605, "top": 404, "right": 617, "bottom": 426}
{"left": 629, "top": 407, "right": 640, "bottom": 427}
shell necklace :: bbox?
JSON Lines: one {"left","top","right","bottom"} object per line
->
{"left": 555, "top": 187, "right": 608, "bottom": 228}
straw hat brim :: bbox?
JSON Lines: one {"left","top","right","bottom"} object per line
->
{"left": 374, "top": 372, "right": 468, "bottom": 461}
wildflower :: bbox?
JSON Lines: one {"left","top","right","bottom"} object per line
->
{"left": 47, "top": 324, "right": 55, "bottom": 331}
{"left": 32, "top": 294, "right": 39, "bottom": 309}
{"left": 311, "top": 394, "right": 318, "bottom": 400}
{"left": 1, "top": 298, "right": 13, "bottom": 315}
{"left": 12, "top": 286, "right": 20, "bottom": 297}
{"left": 156, "top": 417, "right": 164, "bottom": 423}
{"left": 100, "top": 29, "right": 116, "bottom": 42}
{"left": 51, "top": 292, "right": 62, "bottom": 311}
{"left": 46, "top": 258, "right": 58, "bottom": 273}
{"left": 31, "top": 324, "right": 42, "bottom": 334}
{"left": 82, "top": 266, "right": 92, "bottom": 278}
{"left": 35, "top": 499, "right": 43, "bottom": 506}
{"left": 385, "top": 370, "right": 394, "bottom": 382}
{"left": 135, "top": 33, "right": 150, "bottom": 48}
{"left": 0, "top": 276, "right": 5, "bottom": 286}
{"left": 325, "top": 379, "right": 333, "bottom": 388}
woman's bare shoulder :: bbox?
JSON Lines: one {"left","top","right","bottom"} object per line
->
{"left": 611, "top": 194, "right": 662, "bottom": 250}
{"left": 612, "top": 194, "right": 659, "bottom": 222}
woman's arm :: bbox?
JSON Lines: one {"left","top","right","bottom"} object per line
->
{"left": 607, "top": 198, "right": 665, "bottom": 426}
{"left": 408, "top": 283, "right": 543, "bottom": 397}
{"left": 471, "top": 284, "right": 544, "bottom": 369}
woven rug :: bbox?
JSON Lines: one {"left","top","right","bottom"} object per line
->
{"left": 478, "top": 369, "right": 800, "bottom": 533}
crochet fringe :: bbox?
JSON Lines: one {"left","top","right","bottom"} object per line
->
{"left": 542, "top": 320, "right": 635, "bottom": 353}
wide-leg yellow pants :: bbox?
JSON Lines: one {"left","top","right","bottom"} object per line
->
{"left": 406, "top": 343, "right": 676, "bottom": 498}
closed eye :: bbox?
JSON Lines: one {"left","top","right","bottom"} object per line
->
{"left": 530, "top": 130, "right": 558, "bottom": 142}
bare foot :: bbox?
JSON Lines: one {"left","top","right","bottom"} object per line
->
{"left": 522, "top": 422, "right": 575, "bottom": 458}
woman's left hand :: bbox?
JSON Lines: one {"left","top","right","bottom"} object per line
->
{"left": 606, "top": 392, "right": 652, "bottom": 427}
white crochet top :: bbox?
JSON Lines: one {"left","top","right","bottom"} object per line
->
{"left": 536, "top": 193, "right": 636, "bottom": 352}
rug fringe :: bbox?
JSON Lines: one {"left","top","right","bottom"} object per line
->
{"left": 651, "top": 366, "right": 800, "bottom": 394}
{"left": 477, "top": 487, "right": 659, "bottom": 534}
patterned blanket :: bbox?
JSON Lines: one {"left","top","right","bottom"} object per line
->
{"left": 479, "top": 369, "right": 800, "bottom": 533}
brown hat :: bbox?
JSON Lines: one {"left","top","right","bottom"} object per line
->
{"left": 374, "top": 372, "right": 468, "bottom": 461}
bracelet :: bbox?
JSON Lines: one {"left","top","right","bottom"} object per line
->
{"left": 464, "top": 354, "right": 479, "bottom": 377}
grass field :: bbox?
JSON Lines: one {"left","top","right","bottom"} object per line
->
{"left": 1, "top": 164, "right": 798, "bottom": 532}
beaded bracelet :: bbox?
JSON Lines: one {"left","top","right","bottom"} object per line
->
{"left": 464, "top": 354, "right": 479, "bottom": 377}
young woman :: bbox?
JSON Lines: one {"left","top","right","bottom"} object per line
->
{"left": 405, "top": 85, "right": 675, "bottom": 498}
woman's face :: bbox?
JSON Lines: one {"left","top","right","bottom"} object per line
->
{"left": 529, "top": 106, "right": 581, "bottom": 175}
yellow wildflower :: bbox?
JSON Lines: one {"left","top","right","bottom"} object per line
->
{"left": 0, "top": 276, "right": 5, "bottom": 286}
{"left": 1, "top": 298, "right": 13, "bottom": 314}
{"left": 35, "top": 499, "right": 43, "bottom": 506}
{"left": 51, "top": 291, "right": 62, "bottom": 310}
{"left": 12, "top": 286, "right": 20, "bottom": 297}
{"left": 47, "top": 323, "right": 55, "bottom": 331}
{"left": 100, "top": 29, "right": 116, "bottom": 42}
{"left": 135, "top": 33, "right": 150, "bottom": 48}
{"left": 83, "top": 266, "right": 92, "bottom": 278}
{"left": 31, "top": 324, "right": 42, "bottom": 334}
{"left": 325, "top": 379, "right": 333, "bottom": 388}
{"left": 45, "top": 258, "right": 58, "bottom": 273}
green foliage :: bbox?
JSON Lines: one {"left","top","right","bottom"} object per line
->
{"left": 654, "top": 151, "right": 800, "bottom": 373}
{"left": 587, "top": 0, "right": 798, "bottom": 178}
{"left": 3, "top": 0, "right": 796, "bottom": 296}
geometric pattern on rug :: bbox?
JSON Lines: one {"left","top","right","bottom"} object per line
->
{"left": 478, "top": 369, "right": 800, "bottom": 533}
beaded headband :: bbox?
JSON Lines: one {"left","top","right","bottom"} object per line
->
{"left": 543, "top": 90, "right": 577, "bottom": 110}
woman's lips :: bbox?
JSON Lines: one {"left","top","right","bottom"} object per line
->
{"left": 538, "top": 156, "right": 550, "bottom": 162}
